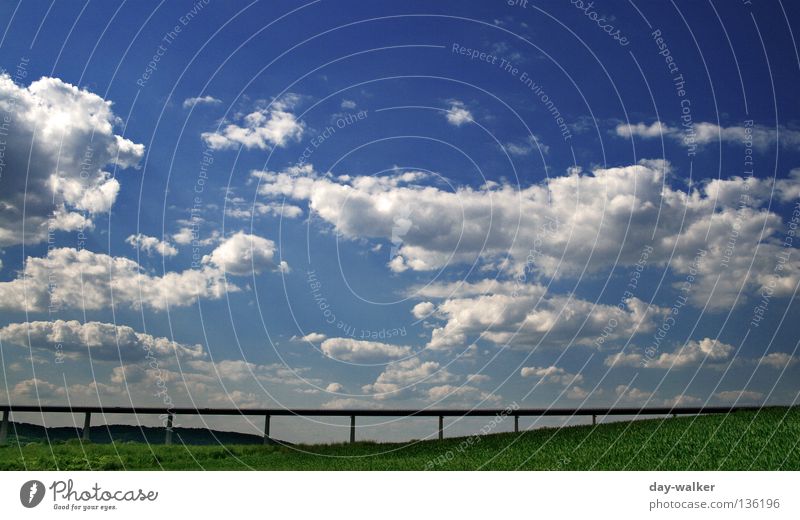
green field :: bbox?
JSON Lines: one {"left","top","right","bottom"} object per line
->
{"left": 1, "top": 407, "right": 798, "bottom": 470}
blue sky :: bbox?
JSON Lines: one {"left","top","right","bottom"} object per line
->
{"left": 0, "top": 0, "right": 799, "bottom": 442}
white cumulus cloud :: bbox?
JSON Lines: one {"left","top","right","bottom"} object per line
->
{"left": 320, "top": 337, "right": 411, "bottom": 362}
{"left": 182, "top": 95, "right": 221, "bottom": 109}
{"left": 325, "top": 382, "right": 343, "bottom": 392}
{"left": 0, "top": 320, "right": 205, "bottom": 361}
{"left": 202, "top": 96, "right": 304, "bottom": 150}
{"left": 421, "top": 281, "right": 664, "bottom": 351}
{"left": 616, "top": 120, "right": 800, "bottom": 151}
{"left": 126, "top": 233, "right": 178, "bottom": 257}
{"left": 426, "top": 384, "right": 500, "bottom": 404}
{"left": 714, "top": 390, "right": 764, "bottom": 403}
{"left": 604, "top": 338, "right": 735, "bottom": 369}
{"left": 445, "top": 100, "right": 472, "bottom": 126}
{"left": 520, "top": 365, "right": 583, "bottom": 385}
{"left": 411, "top": 301, "right": 435, "bottom": 319}
{"left": 292, "top": 332, "right": 327, "bottom": 343}
{"left": 757, "top": 352, "right": 798, "bottom": 369}
{"left": 251, "top": 161, "right": 800, "bottom": 309}
{"left": 0, "top": 75, "right": 144, "bottom": 246}
{"left": 0, "top": 231, "right": 283, "bottom": 312}
{"left": 0, "top": 248, "right": 230, "bottom": 312}
{"left": 202, "top": 231, "right": 286, "bottom": 276}
{"left": 362, "top": 357, "right": 456, "bottom": 399}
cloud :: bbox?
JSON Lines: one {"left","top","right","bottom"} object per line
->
{"left": 426, "top": 384, "right": 500, "bottom": 404}
{"left": 362, "top": 357, "right": 456, "bottom": 398}
{"left": 445, "top": 100, "right": 472, "bottom": 126}
{"left": 615, "top": 385, "right": 653, "bottom": 402}
{"left": 422, "top": 282, "right": 664, "bottom": 351}
{"left": 466, "top": 373, "right": 491, "bottom": 383}
{"left": 185, "top": 359, "right": 322, "bottom": 387}
{"left": 252, "top": 161, "right": 800, "bottom": 309}
{"left": 13, "top": 369, "right": 176, "bottom": 405}
{"left": 12, "top": 378, "right": 64, "bottom": 399}
{"left": 320, "top": 337, "right": 411, "bottom": 362}
{"left": 0, "top": 231, "right": 284, "bottom": 312}
{"left": 0, "top": 320, "right": 205, "bottom": 361}
{"left": 292, "top": 332, "right": 327, "bottom": 343}
{"left": 663, "top": 394, "right": 703, "bottom": 407}
{"left": 616, "top": 121, "right": 800, "bottom": 151}
{"left": 5, "top": 353, "right": 324, "bottom": 408}
{"left": 184, "top": 360, "right": 263, "bottom": 382}
{"left": 6, "top": 250, "right": 221, "bottom": 313}
{"left": 326, "top": 382, "right": 343, "bottom": 392}
{"left": 714, "top": 390, "right": 765, "bottom": 403}
{"left": 172, "top": 222, "right": 219, "bottom": 246}
{"left": 615, "top": 121, "right": 671, "bottom": 139}
{"left": 182, "top": 95, "right": 221, "bottom": 109}
{"left": 208, "top": 390, "right": 264, "bottom": 408}
{"left": 411, "top": 279, "right": 528, "bottom": 299}
{"left": 411, "top": 301, "right": 435, "bottom": 319}
{"left": 505, "top": 135, "right": 549, "bottom": 156}
{"left": 224, "top": 201, "right": 303, "bottom": 220}
{"left": 202, "top": 231, "right": 287, "bottom": 276}
{"left": 758, "top": 352, "right": 799, "bottom": 369}
{"left": 604, "top": 338, "right": 734, "bottom": 369}
{"left": 322, "top": 397, "right": 383, "bottom": 409}
{"left": 126, "top": 233, "right": 178, "bottom": 257}
{"left": 566, "top": 386, "right": 592, "bottom": 400}
{"left": 340, "top": 99, "right": 357, "bottom": 109}
{"left": 0, "top": 247, "right": 230, "bottom": 312}
{"left": 603, "top": 351, "right": 646, "bottom": 368}
{"left": 201, "top": 96, "right": 304, "bottom": 150}
{"left": 773, "top": 168, "right": 800, "bottom": 203}
{"left": 0, "top": 75, "right": 144, "bottom": 247}
{"left": 520, "top": 365, "right": 583, "bottom": 385}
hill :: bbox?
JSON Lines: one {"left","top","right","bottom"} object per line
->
{"left": 0, "top": 407, "right": 797, "bottom": 470}
{"left": 3, "top": 421, "right": 277, "bottom": 446}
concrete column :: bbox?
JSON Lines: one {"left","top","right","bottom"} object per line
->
{"left": 0, "top": 410, "right": 9, "bottom": 444}
{"left": 165, "top": 414, "right": 174, "bottom": 445}
{"left": 592, "top": 414, "right": 597, "bottom": 426}
{"left": 438, "top": 416, "right": 444, "bottom": 440}
{"left": 263, "top": 414, "right": 271, "bottom": 444}
{"left": 514, "top": 414, "right": 519, "bottom": 433}
{"left": 349, "top": 415, "right": 356, "bottom": 444}
{"left": 82, "top": 412, "right": 91, "bottom": 441}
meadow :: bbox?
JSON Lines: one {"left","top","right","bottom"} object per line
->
{"left": 0, "top": 407, "right": 797, "bottom": 470}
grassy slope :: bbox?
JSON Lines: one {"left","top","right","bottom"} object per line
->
{"left": 1, "top": 407, "right": 798, "bottom": 470}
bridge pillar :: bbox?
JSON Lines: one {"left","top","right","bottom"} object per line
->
{"left": 438, "top": 416, "right": 444, "bottom": 440}
{"left": 514, "top": 414, "right": 519, "bottom": 433}
{"left": 592, "top": 414, "right": 597, "bottom": 426}
{"left": 350, "top": 415, "right": 356, "bottom": 444}
{"left": 263, "top": 414, "right": 271, "bottom": 444}
{"left": 0, "top": 410, "right": 9, "bottom": 443}
{"left": 165, "top": 414, "right": 174, "bottom": 445}
{"left": 82, "top": 412, "right": 91, "bottom": 441}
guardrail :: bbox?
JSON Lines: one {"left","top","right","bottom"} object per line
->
{"left": 0, "top": 405, "right": 763, "bottom": 445}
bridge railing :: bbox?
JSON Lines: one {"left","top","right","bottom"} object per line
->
{"left": 0, "top": 405, "right": 762, "bottom": 445}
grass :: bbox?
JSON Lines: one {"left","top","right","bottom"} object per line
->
{"left": 1, "top": 407, "right": 798, "bottom": 470}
